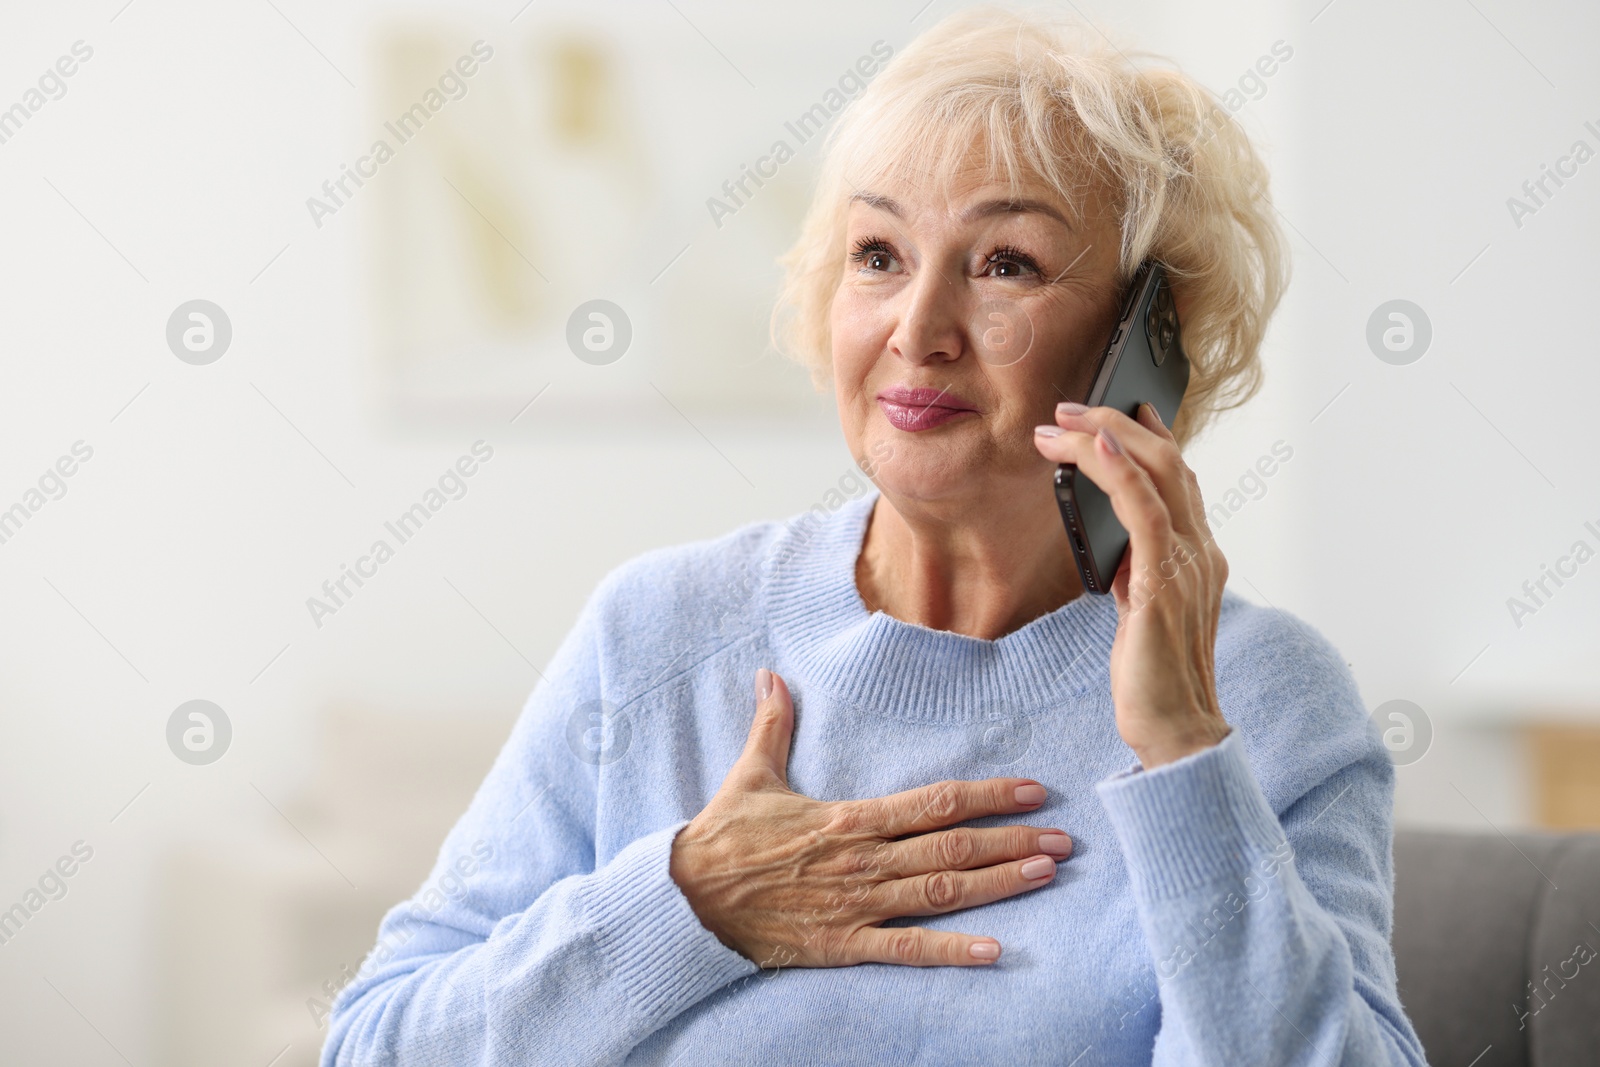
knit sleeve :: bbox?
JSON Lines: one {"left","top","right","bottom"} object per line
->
{"left": 1095, "top": 731, "right": 1428, "bottom": 1066}
{"left": 318, "top": 572, "right": 756, "bottom": 1067}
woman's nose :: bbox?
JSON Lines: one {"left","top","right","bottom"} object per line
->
{"left": 887, "top": 269, "right": 968, "bottom": 365}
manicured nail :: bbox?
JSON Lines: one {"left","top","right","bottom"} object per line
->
{"left": 969, "top": 940, "right": 1001, "bottom": 960}
{"left": 756, "top": 667, "right": 773, "bottom": 701}
{"left": 1057, "top": 401, "right": 1089, "bottom": 416}
{"left": 1038, "top": 832, "right": 1073, "bottom": 856}
{"left": 1141, "top": 402, "right": 1164, "bottom": 427}
{"left": 1099, "top": 428, "right": 1124, "bottom": 456}
{"left": 1014, "top": 783, "right": 1046, "bottom": 805}
{"left": 1034, "top": 424, "right": 1064, "bottom": 438}
{"left": 1020, "top": 855, "right": 1056, "bottom": 880}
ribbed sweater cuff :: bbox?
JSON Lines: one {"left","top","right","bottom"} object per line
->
{"left": 1095, "top": 732, "right": 1289, "bottom": 902}
{"left": 578, "top": 821, "right": 757, "bottom": 1028}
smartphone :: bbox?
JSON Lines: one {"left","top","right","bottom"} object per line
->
{"left": 1053, "top": 261, "right": 1190, "bottom": 594}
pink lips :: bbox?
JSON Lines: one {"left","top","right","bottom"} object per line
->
{"left": 876, "top": 385, "right": 978, "bottom": 433}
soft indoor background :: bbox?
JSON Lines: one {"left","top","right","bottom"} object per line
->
{"left": 1, "top": 0, "right": 1596, "bottom": 1063}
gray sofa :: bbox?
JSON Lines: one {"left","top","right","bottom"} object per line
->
{"left": 1393, "top": 829, "right": 1600, "bottom": 1065}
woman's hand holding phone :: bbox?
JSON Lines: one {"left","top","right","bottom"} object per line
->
{"left": 1034, "top": 402, "right": 1232, "bottom": 769}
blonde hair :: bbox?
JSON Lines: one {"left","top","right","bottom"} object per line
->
{"left": 771, "top": 5, "right": 1289, "bottom": 445}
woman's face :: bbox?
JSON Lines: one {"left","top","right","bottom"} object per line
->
{"left": 830, "top": 159, "right": 1125, "bottom": 508}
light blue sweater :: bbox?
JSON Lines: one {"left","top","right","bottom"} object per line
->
{"left": 322, "top": 490, "right": 1427, "bottom": 1066}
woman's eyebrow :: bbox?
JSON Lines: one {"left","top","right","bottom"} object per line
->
{"left": 847, "top": 192, "right": 1072, "bottom": 230}
{"left": 848, "top": 191, "right": 902, "bottom": 215}
{"left": 962, "top": 197, "right": 1072, "bottom": 227}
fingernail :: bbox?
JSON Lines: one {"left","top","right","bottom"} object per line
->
{"left": 1020, "top": 855, "right": 1056, "bottom": 880}
{"left": 1038, "top": 832, "right": 1073, "bottom": 856}
{"left": 1099, "top": 428, "right": 1124, "bottom": 456}
{"left": 1014, "top": 783, "right": 1046, "bottom": 805}
{"left": 1141, "top": 402, "right": 1164, "bottom": 427}
{"left": 969, "top": 940, "right": 1001, "bottom": 960}
{"left": 1034, "top": 425, "right": 1063, "bottom": 438}
{"left": 1056, "top": 401, "right": 1089, "bottom": 416}
{"left": 755, "top": 667, "right": 773, "bottom": 701}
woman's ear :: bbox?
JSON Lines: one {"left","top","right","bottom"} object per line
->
{"left": 1170, "top": 284, "right": 1194, "bottom": 330}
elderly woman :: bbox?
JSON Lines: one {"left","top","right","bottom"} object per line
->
{"left": 324, "top": 8, "right": 1425, "bottom": 1066}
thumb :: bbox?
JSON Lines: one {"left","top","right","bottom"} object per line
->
{"left": 737, "top": 668, "right": 794, "bottom": 787}
{"left": 1110, "top": 552, "right": 1135, "bottom": 619}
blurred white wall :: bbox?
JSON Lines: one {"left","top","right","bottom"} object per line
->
{"left": 0, "top": 0, "right": 1595, "bottom": 1063}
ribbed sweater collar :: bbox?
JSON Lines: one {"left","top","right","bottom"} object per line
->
{"left": 761, "top": 490, "right": 1119, "bottom": 723}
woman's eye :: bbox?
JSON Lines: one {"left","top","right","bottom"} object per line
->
{"left": 849, "top": 239, "right": 900, "bottom": 273}
{"left": 984, "top": 246, "right": 1041, "bottom": 279}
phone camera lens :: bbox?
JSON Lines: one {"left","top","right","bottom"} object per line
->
{"left": 1160, "top": 320, "right": 1175, "bottom": 350}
